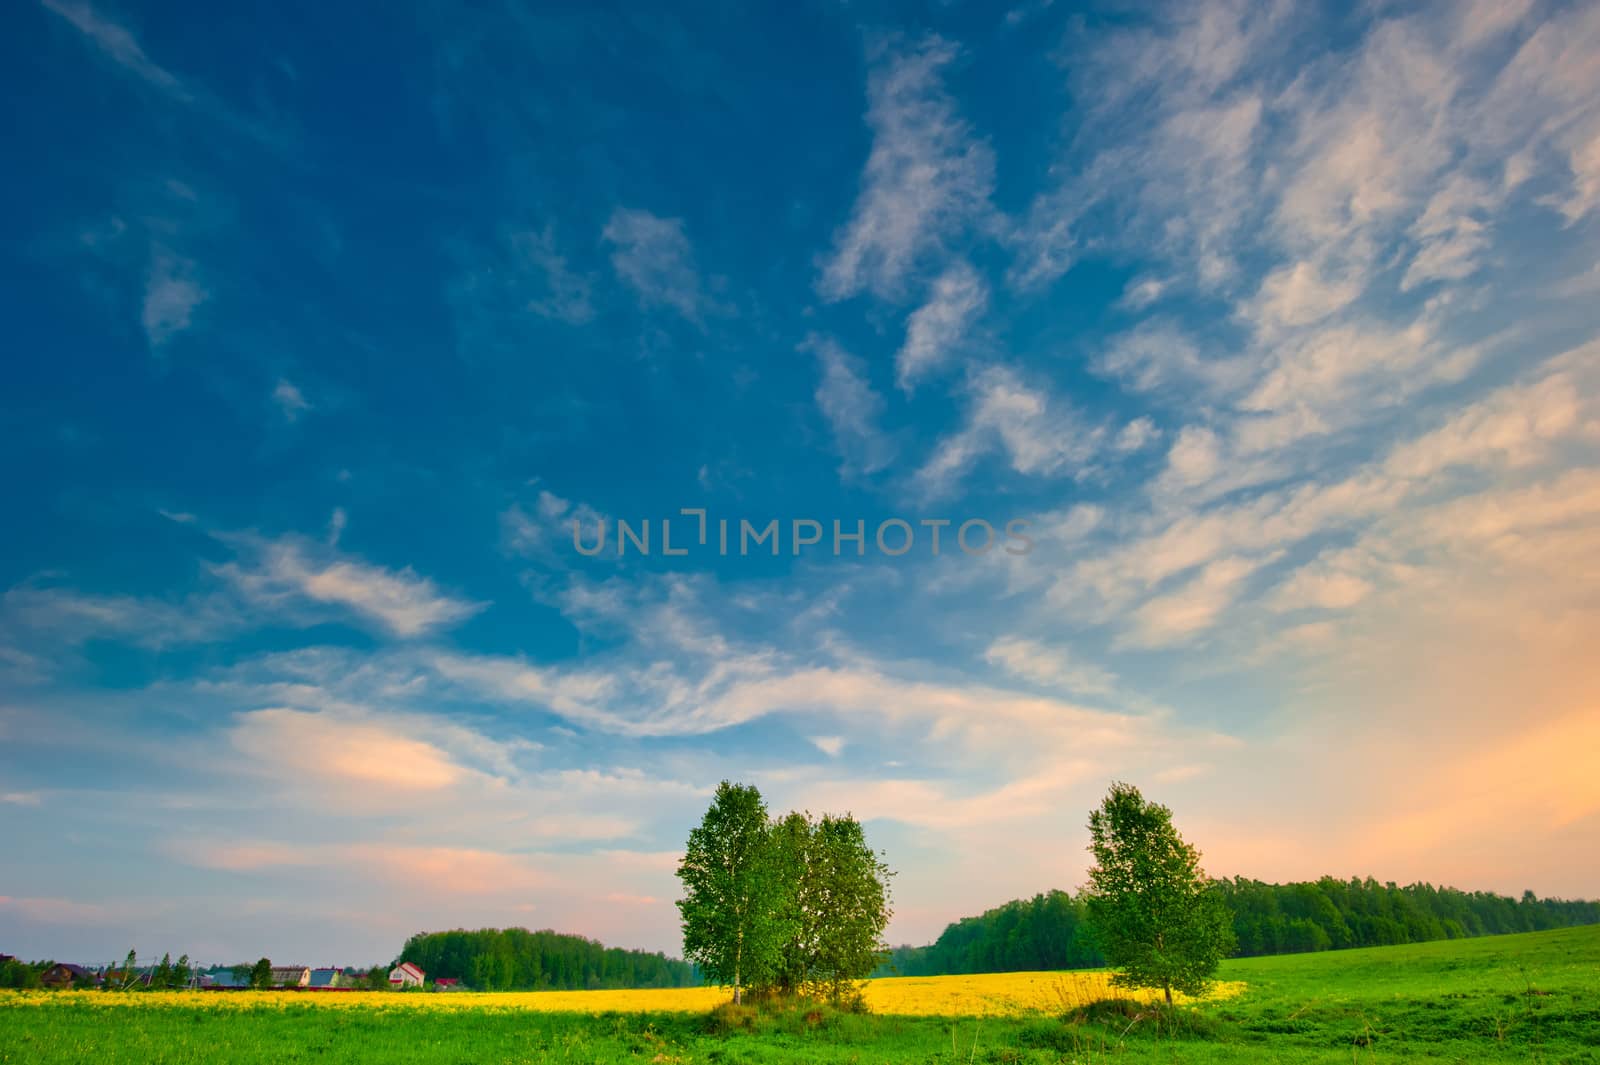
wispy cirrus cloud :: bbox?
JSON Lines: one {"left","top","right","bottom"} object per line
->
{"left": 215, "top": 533, "right": 487, "bottom": 638}
{"left": 896, "top": 259, "right": 987, "bottom": 391}
{"left": 807, "top": 335, "right": 895, "bottom": 477}
{"left": 602, "top": 208, "right": 707, "bottom": 322}
{"left": 39, "top": 0, "right": 291, "bottom": 149}
{"left": 271, "top": 378, "right": 311, "bottom": 421}
{"left": 1, "top": 524, "right": 486, "bottom": 653}
{"left": 501, "top": 489, "right": 608, "bottom": 560}
{"left": 916, "top": 365, "right": 1102, "bottom": 497}
{"left": 1, "top": 583, "right": 246, "bottom": 650}
{"left": 141, "top": 250, "right": 206, "bottom": 349}
{"left": 40, "top": 0, "right": 189, "bottom": 99}
{"left": 983, "top": 637, "right": 1119, "bottom": 698}
{"left": 819, "top": 36, "right": 994, "bottom": 302}
{"left": 1020, "top": 0, "right": 1598, "bottom": 506}
{"left": 518, "top": 226, "right": 596, "bottom": 324}
{"left": 1044, "top": 344, "right": 1599, "bottom": 648}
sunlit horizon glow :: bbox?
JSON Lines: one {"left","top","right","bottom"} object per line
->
{"left": 2, "top": 0, "right": 1598, "bottom": 965}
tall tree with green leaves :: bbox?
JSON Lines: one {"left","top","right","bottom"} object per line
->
{"left": 800, "top": 809, "right": 902, "bottom": 997}
{"left": 676, "top": 781, "right": 792, "bottom": 1004}
{"left": 1083, "top": 782, "right": 1235, "bottom": 1005}
{"left": 770, "top": 811, "right": 820, "bottom": 996}
{"left": 250, "top": 957, "right": 273, "bottom": 989}
{"left": 772, "top": 811, "right": 893, "bottom": 1001}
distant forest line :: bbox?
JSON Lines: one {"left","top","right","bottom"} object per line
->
{"left": 397, "top": 928, "right": 697, "bottom": 992}
{"left": 878, "top": 878, "right": 1600, "bottom": 977}
{"left": 385, "top": 877, "right": 1600, "bottom": 992}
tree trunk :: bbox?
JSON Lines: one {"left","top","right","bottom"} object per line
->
{"left": 1164, "top": 983, "right": 1172, "bottom": 1006}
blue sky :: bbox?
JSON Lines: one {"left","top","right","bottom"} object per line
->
{"left": 3, "top": 0, "right": 1599, "bottom": 967}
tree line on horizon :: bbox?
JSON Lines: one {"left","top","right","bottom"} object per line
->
{"left": 879, "top": 878, "right": 1600, "bottom": 978}
{"left": 397, "top": 928, "right": 697, "bottom": 991}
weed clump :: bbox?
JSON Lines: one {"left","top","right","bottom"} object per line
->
{"left": 702, "top": 1002, "right": 758, "bottom": 1034}
{"left": 1064, "top": 997, "right": 1225, "bottom": 1040}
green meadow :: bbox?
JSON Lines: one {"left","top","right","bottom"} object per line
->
{"left": 3, "top": 925, "right": 1597, "bottom": 1064}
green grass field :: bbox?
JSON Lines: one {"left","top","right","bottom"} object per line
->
{"left": 3, "top": 926, "right": 1597, "bottom": 1063}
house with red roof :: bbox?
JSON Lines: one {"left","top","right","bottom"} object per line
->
{"left": 388, "top": 962, "right": 425, "bottom": 989}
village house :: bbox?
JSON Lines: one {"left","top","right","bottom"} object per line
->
{"left": 307, "top": 968, "right": 344, "bottom": 989}
{"left": 269, "top": 966, "right": 311, "bottom": 988}
{"left": 388, "top": 962, "right": 425, "bottom": 989}
{"left": 434, "top": 977, "right": 460, "bottom": 991}
{"left": 40, "top": 963, "right": 92, "bottom": 988}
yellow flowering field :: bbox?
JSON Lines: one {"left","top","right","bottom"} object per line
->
{"left": 0, "top": 972, "right": 1241, "bottom": 1018}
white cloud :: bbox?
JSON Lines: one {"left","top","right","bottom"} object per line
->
{"left": 515, "top": 226, "right": 595, "bottom": 324}
{"left": 983, "top": 637, "right": 1119, "bottom": 697}
{"left": 426, "top": 625, "right": 1181, "bottom": 753}
{"left": 1400, "top": 176, "right": 1495, "bottom": 291}
{"left": 1556, "top": 131, "right": 1600, "bottom": 223}
{"left": 809, "top": 336, "right": 894, "bottom": 477}
{"left": 1, "top": 584, "right": 243, "bottom": 648}
{"left": 272, "top": 378, "right": 310, "bottom": 421}
{"left": 41, "top": 0, "right": 188, "bottom": 98}
{"left": 1114, "top": 416, "right": 1160, "bottom": 453}
{"left": 216, "top": 535, "right": 486, "bottom": 638}
{"left": 819, "top": 37, "right": 994, "bottom": 301}
{"left": 172, "top": 839, "right": 563, "bottom": 893}
{"left": 1046, "top": 348, "right": 1597, "bottom": 646}
{"left": 896, "top": 260, "right": 987, "bottom": 390}
{"left": 1126, "top": 553, "right": 1277, "bottom": 647}
{"left": 1097, "top": 322, "right": 1250, "bottom": 397}
{"left": 1119, "top": 276, "right": 1169, "bottom": 310}
{"left": 602, "top": 208, "right": 704, "bottom": 321}
{"left": 3, "top": 527, "right": 491, "bottom": 653}
{"left": 917, "top": 365, "right": 1100, "bottom": 496}
{"left": 1269, "top": 550, "right": 1374, "bottom": 612}
{"left": 1249, "top": 320, "right": 1455, "bottom": 429}
{"left": 1382, "top": 369, "right": 1586, "bottom": 480}
{"left": 231, "top": 707, "right": 465, "bottom": 792}
{"left": 1013, "top": 1, "right": 1277, "bottom": 292}
{"left": 1024, "top": 0, "right": 1600, "bottom": 494}
{"left": 1160, "top": 426, "right": 1224, "bottom": 488}
{"left": 502, "top": 490, "right": 607, "bottom": 559}
{"left": 810, "top": 735, "right": 845, "bottom": 757}
{"left": 1413, "top": 468, "right": 1600, "bottom": 551}
{"left": 1247, "top": 260, "right": 1364, "bottom": 330}
{"left": 141, "top": 251, "right": 205, "bottom": 348}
